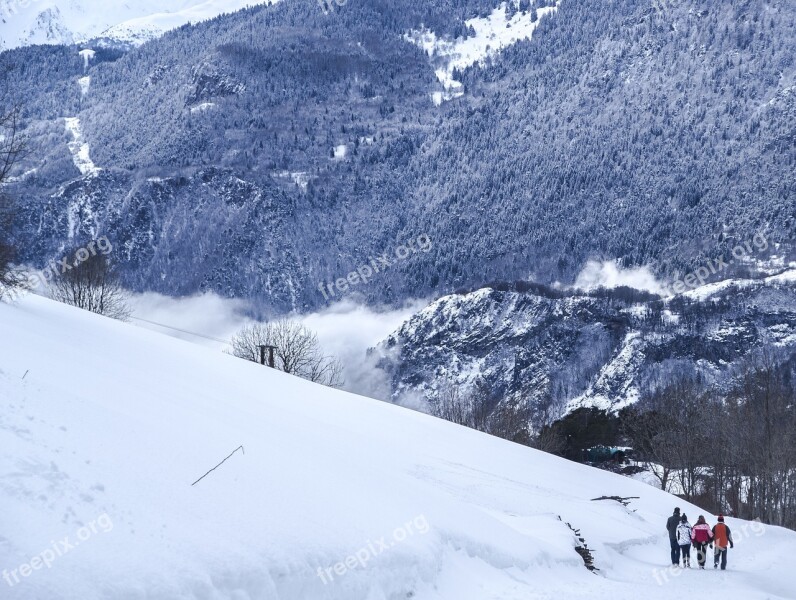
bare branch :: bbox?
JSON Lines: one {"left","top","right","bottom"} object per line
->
{"left": 229, "top": 320, "right": 343, "bottom": 388}
{"left": 48, "top": 251, "right": 131, "bottom": 320}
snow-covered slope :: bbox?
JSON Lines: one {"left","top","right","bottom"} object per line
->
{"left": 1, "top": 294, "right": 796, "bottom": 599}
{"left": 0, "top": 0, "right": 278, "bottom": 50}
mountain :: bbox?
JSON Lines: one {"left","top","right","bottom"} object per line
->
{"left": 374, "top": 268, "right": 796, "bottom": 419}
{"left": 2, "top": 293, "right": 796, "bottom": 599}
{"left": 0, "top": 0, "right": 278, "bottom": 50}
{"left": 2, "top": 0, "right": 794, "bottom": 314}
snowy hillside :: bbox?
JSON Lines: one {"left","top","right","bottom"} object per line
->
{"left": 2, "top": 294, "right": 796, "bottom": 599}
{"left": 0, "top": 0, "right": 278, "bottom": 49}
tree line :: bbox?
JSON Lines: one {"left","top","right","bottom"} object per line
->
{"left": 439, "top": 346, "right": 796, "bottom": 531}
{"left": 622, "top": 351, "right": 796, "bottom": 530}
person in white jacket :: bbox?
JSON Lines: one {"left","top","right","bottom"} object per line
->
{"left": 676, "top": 514, "right": 693, "bottom": 567}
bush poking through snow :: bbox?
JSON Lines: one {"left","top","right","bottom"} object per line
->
{"left": 561, "top": 518, "right": 599, "bottom": 573}
{"left": 591, "top": 495, "right": 639, "bottom": 511}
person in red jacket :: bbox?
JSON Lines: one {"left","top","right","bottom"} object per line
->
{"left": 712, "top": 514, "right": 734, "bottom": 570}
{"left": 691, "top": 515, "right": 714, "bottom": 569}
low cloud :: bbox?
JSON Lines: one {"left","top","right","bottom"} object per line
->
{"left": 573, "top": 260, "right": 666, "bottom": 295}
{"left": 128, "top": 292, "right": 252, "bottom": 350}
{"left": 297, "top": 299, "right": 426, "bottom": 401}
{"left": 128, "top": 292, "right": 423, "bottom": 401}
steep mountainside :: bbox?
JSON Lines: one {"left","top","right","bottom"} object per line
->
{"left": 375, "top": 269, "right": 796, "bottom": 420}
{"left": 2, "top": 0, "right": 795, "bottom": 313}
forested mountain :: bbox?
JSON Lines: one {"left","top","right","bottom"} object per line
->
{"left": 2, "top": 0, "right": 795, "bottom": 314}
{"left": 374, "top": 270, "right": 796, "bottom": 424}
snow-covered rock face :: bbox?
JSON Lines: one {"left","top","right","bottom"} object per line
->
{"left": 2, "top": 294, "right": 796, "bottom": 599}
{"left": 376, "top": 272, "right": 796, "bottom": 420}
{"left": 0, "top": 0, "right": 280, "bottom": 50}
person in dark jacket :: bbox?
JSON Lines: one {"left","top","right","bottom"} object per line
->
{"left": 666, "top": 507, "right": 681, "bottom": 565}
{"left": 712, "top": 515, "right": 734, "bottom": 570}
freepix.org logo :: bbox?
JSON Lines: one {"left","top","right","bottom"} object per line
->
{"left": 316, "top": 514, "right": 430, "bottom": 585}
{"left": 318, "top": 234, "right": 432, "bottom": 301}
{"left": 29, "top": 237, "right": 114, "bottom": 290}
{"left": 3, "top": 514, "right": 114, "bottom": 588}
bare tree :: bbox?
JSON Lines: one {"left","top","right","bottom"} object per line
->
{"left": 431, "top": 380, "right": 534, "bottom": 445}
{"left": 725, "top": 350, "right": 796, "bottom": 528}
{"left": 49, "top": 252, "right": 130, "bottom": 320}
{"left": 0, "top": 105, "right": 25, "bottom": 184}
{"left": 431, "top": 381, "right": 473, "bottom": 426}
{"left": 488, "top": 393, "right": 533, "bottom": 445}
{"left": 0, "top": 195, "right": 27, "bottom": 301}
{"left": 229, "top": 320, "right": 343, "bottom": 387}
{"left": 530, "top": 401, "right": 567, "bottom": 455}
{"left": 0, "top": 104, "right": 28, "bottom": 301}
{"left": 622, "top": 404, "right": 677, "bottom": 492}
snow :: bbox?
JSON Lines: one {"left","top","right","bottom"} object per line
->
{"left": 78, "top": 48, "right": 95, "bottom": 69}
{"left": 77, "top": 76, "right": 91, "bottom": 97}
{"left": 766, "top": 267, "right": 796, "bottom": 285}
{"left": 63, "top": 117, "right": 99, "bottom": 176}
{"left": 4, "top": 168, "right": 37, "bottom": 183}
{"left": 189, "top": 101, "right": 216, "bottom": 113}
{"left": 0, "top": 0, "right": 281, "bottom": 50}
{"left": 406, "top": 1, "right": 561, "bottom": 103}
{"left": 333, "top": 144, "right": 347, "bottom": 159}
{"left": 575, "top": 259, "right": 667, "bottom": 296}
{"left": 290, "top": 171, "right": 310, "bottom": 191}
{"left": 680, "top": 278, "right": 751, "bottom": 302}
{"left": 96, "top": 0, "right": 281, "bottom": 47}
{"left": 2, "top": 294, "right": 796, "bottom": 599}
{"left": 272, "top": 170, "right": 312, "bottom": 192}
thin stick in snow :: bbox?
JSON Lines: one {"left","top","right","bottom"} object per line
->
{"left": 590, "top": 495, "right": 640, "bottom": 508}
{"left": 191, "top": 445, "right": 245, "bottom": 486}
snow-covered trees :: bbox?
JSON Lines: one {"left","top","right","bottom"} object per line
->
{"left": 624, "top": 351, "right": 796, "bottom": 530}
{"left": 4, "top": 0, "right": 794, "bottom": 314}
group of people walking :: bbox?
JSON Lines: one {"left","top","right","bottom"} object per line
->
{"left": 666, "top": 507, "right": 734, "bottom": 570}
